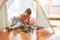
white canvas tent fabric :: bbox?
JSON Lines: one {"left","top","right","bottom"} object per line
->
{"left": 34, "top": 0, "right": 51, "bottom": 28}
{"left": 6, "top": 0, "right": 14, "bottom": 8}
{"left": 33, "top": 0, "right": 54, "bottom": 34}
{"left": 36, "top": 6, "right": 51, "bottom": 28}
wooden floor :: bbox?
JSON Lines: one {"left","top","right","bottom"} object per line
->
{"left": 0, "top": 27, "right": 60, "bottom": 40}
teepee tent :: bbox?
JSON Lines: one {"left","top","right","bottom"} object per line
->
{"left": 33, "top": 0, "right": 54, "bottom": 34}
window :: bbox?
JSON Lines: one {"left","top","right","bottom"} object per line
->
{"left": 52, "top": 0, "right": 60, "bottom": 7}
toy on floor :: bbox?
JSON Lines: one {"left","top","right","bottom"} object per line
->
{"left": 22, "top": 22, "right": 33, "bottom": 33}
{"left": 10, "top": 19, "right": 33, "bottom": 33}
{"left": 23, "top": 25, "right": 30, "bottom": 33}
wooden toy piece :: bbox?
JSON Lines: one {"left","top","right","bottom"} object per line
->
{"left": 17, "top": 28, "right": 21, "bottom": 33}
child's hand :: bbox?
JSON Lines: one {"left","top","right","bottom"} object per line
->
{"left": 21, "top": 23, "right": 25, "bottom": 27}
